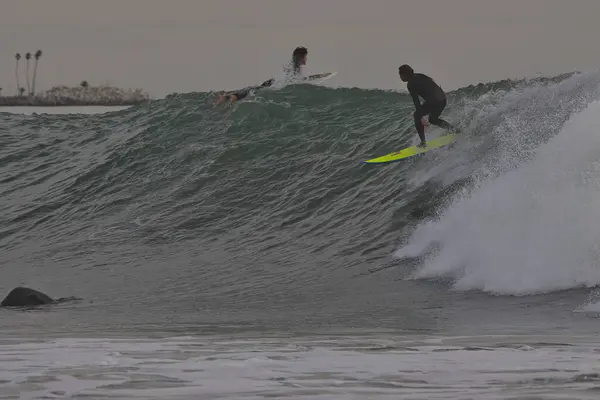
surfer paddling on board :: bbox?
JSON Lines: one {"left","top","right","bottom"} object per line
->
{"left": 398, "top": 64, "right": 458, "bottom": 147}
{"left": 215, "top": 46, "right": 308, "bottom": 105}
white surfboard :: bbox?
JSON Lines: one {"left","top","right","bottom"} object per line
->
{"left": 306, "top": 72, "right": 338, "bottom": 84}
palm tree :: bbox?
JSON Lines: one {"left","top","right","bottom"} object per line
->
{"left": 19, "top": 88, "right": 25, "bottom": 96}
{"left": 25, "top": 52, "right": 32, "bottom": 95}
{"left": 15, "top": 53, "right": 21, "bottom": 95}
{"left": 31, "top": 50, "right": 42, "bottom": 95}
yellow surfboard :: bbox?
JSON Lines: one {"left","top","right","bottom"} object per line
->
{"left": 363, "top": 133, "right": 456, "bottom": 164}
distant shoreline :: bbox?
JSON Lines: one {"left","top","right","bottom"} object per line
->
{"left": 0, "top": 84, "right": 151, "bottom": 107}
{"left": 0, "top": 97, "right": 147, "bottom": 107}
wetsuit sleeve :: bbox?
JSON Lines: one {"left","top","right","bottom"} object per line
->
{"left": 407, "top": 82, "right": 422, "bottom": 112}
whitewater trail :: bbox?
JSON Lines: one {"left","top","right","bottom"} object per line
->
{"left": 395, "top": 98, "right": 600, "bottom": 296}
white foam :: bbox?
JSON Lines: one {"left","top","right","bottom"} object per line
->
{"left": 1, "top": 335, "right": 600, "bottom": 400}
{"left": 407, "top": 73, "right": 600, "bottom": 192}
{"left": 395, "top": 97, "right": 600, "bottom": 296}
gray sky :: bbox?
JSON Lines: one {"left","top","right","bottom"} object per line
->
{"left": 2, "top": 0, "right": 600, "bottom": 97}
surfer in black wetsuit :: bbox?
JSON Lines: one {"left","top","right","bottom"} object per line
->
{"left": 215, "top": 47, "right": 308, "bottom": 105}
{"left": 398, "top": 64, "right": 457, "bottom": 147}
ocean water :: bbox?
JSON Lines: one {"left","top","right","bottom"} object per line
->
{"left": 2, "top": 72, "right": 600, "bottom": 399}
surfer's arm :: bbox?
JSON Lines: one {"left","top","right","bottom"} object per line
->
{"left": 407, "top": 83, "right": 422, "bottom": 112}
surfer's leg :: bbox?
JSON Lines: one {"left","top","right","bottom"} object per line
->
{"left": 413, "top": 104, "right": 430, "bottom": 145}
{"left": 216, "top": 89, "right": 250, "bottom": 106}
{"left": 228, "top": 89, "right": 255, "bottom": 104}
{"left": 428, "top": 99, "right": 456, "bottom": 132}
{"left": 216, "top": 93, "right": 240, "bottom": 105}
{"left": 234, "top": 90, "right": 249, "bottom": 101}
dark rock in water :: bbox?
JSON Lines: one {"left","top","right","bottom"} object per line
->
{"left": 0, "top": 287, "right": 80, "bottom": 307}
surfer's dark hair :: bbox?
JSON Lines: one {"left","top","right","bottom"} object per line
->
{"left": 398, "top": 64, "right": 414, "bottom": 76}
{"left": 292, "top": 46, "right": 308, "bottom": 71}
{"left": 293, "top": 46, "right": 308, "bottom": 58}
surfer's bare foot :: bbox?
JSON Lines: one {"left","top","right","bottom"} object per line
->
{"left": 417, "top": 141, "right": 427, "bottom": 148}
{"left": 215, "top": 94, "right": 227, "bottom": 105}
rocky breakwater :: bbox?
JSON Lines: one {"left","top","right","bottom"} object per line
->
{"left": 0, "top": 84, "right": 150, "bottom": 106}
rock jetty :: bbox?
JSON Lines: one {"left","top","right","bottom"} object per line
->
{"left": 0, "top": 83, "right": 150, "bottom": 106}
